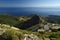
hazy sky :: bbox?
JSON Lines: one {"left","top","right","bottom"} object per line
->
{"left": 0, "top": 0, "right": 60, "bottom": 7}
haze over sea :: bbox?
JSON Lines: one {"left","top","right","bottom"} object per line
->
{"left": 0, "top": 7, "right": 60, "bottom": 16}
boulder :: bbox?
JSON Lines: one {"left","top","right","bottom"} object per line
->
{"left": 24, "top": 34, "right": 40, "bottom": 40}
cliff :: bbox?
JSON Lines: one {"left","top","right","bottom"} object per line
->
{"left": 18, "top": 14, "right": 40, "bottom": 29}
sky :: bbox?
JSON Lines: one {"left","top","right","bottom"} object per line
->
{"left": 0, "top": 0, "right": 60, "bottom": 7}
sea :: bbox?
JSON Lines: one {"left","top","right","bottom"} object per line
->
{"left": 0, "top": 7, "right": 60, "bottom": 16}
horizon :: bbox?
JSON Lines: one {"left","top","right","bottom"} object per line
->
{"left": 0, "top": 0, "right": 60, "bottom": 16}
{"left": 0, "top": 0, "right": 60, "bottom": 7}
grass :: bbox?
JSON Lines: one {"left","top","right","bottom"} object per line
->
{"left": 0, "top": 24, "right": 60, "bottom": 40}
{"left": 0, "top": 25, "right": 41, "bottom": 40}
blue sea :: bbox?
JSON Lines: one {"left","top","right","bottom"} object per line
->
{"left": 0, "top": 7, "right": 60, "bottom": 16}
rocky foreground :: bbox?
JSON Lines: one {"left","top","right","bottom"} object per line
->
{"left": 0, "top": 23, "right": 60, "bottom": 40}
{"left": 0, "top": 14, "right": 60, "bottom": 40}
{"left": 0, "top": 24, "right": 41, "bottom": 40}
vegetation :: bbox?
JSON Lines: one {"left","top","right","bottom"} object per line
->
{"left": 0, "top": 25, "right": 41, "bottom": 40}
{"left": 0, "top": 14, "right": 60, "bottom": 40}
{"left": 0, "top": 14, "right": 21, "bottom": 26}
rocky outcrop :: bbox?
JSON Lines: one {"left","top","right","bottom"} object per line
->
{"left": 0, "top": 28, "right": 6, "bottom": 35}
{"left": 0, "top": 28, "right": 6, "bottom": 40}
{"left": 19, "top": 14, "right": 40, "bottom": 29}
{"left": 24, "top": 34, "right": 40, "bottom": 40}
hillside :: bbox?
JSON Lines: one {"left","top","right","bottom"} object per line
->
{"left": 0, "top": 24, "right": 41, "bottom": 40}
{"left": 47, "top": 15, "right": 60, "bottom": 24}
{"left": 0, "top": 24, "right": 60, "bottom": 40}
{"left": 0, "top": 14, "right": 21, "bottom": 26}
{"left": 0, "top": 14, "right": 60, "bottom": 40}
{"left": 0, "top": 14, "right": 49, "bottom": 31}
